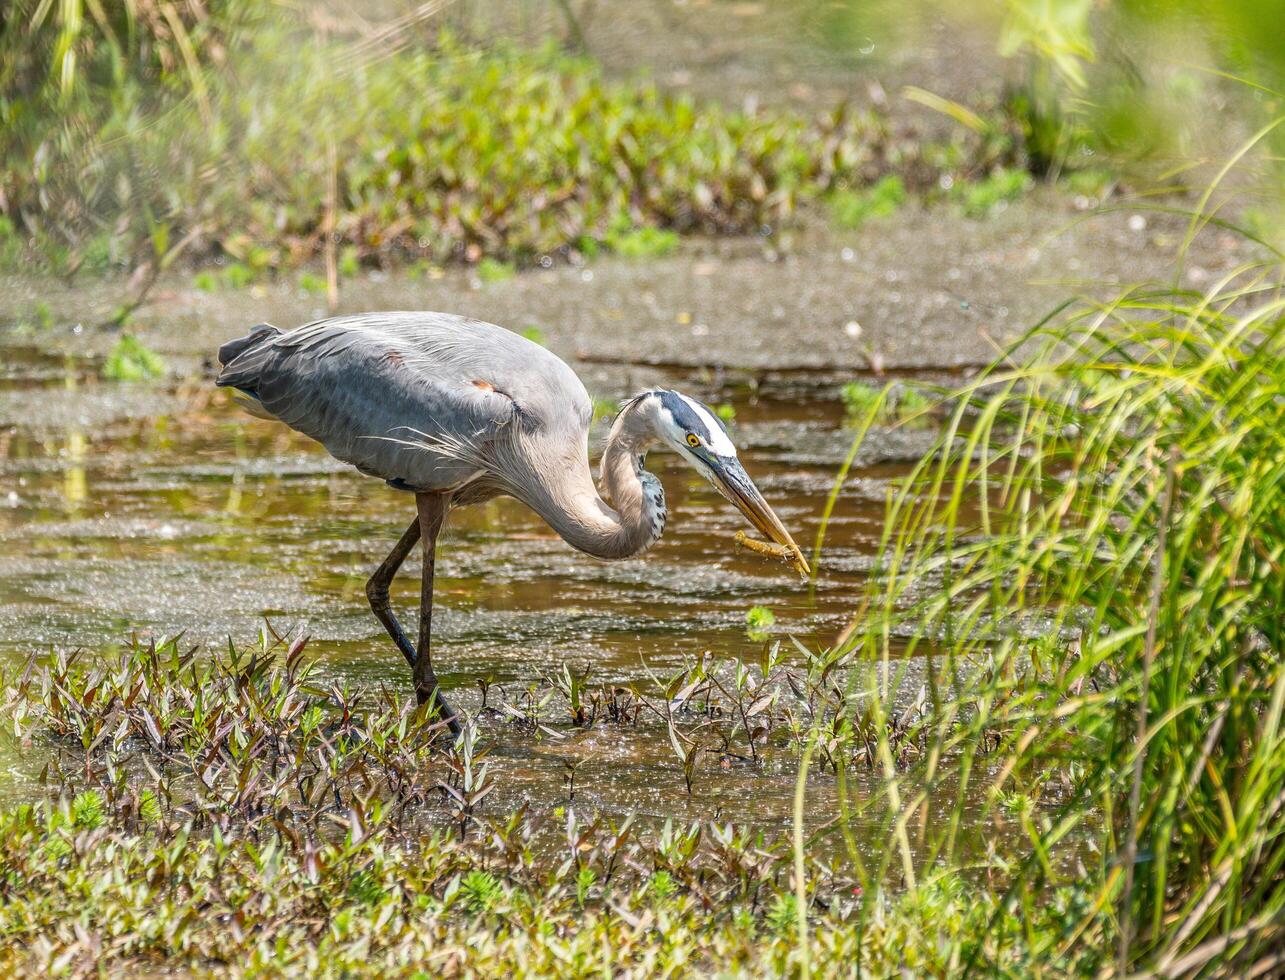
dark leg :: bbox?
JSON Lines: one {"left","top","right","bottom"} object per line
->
{"left": 365, "top": 517, "right": 422, "bottom": 668}
{"left": 415, "top": 492, "right": 459, "bottom": 733}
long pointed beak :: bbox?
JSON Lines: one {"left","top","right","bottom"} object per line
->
{"left": 708, "top": 457, "right": 810, "bottom": 577}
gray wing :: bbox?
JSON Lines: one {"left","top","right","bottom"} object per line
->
{"left": 216, "top": 311, "right": 593, "bottom": 493}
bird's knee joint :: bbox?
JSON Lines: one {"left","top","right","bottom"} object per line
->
{"left": 366, "top": 577, "right": 390, "bottom": 606}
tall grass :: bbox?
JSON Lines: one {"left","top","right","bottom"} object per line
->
{"left": 0, "top": 1, "right": 258, "bottom": 261}
{"left": 817, "top": 235, "right": 1285, "bottom": 971}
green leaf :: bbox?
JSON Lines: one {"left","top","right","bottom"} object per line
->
{"left": 103, "top": 335, "right": 166, "bottom": 381}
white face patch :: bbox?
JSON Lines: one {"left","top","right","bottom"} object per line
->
{"left": 679, "top": 395, "right": 737, "bottom": 456}
{"left": 650, "top": 390, "right": 738, "bottom": 458}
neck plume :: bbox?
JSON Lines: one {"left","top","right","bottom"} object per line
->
{"left": 517, "top": 397, "right": 666, "bottom": 561}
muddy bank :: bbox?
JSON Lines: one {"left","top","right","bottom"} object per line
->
{"left": 1, "top": 198, "right": 1248, "bottom": 377}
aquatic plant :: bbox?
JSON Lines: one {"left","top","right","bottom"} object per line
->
{"left": 745, "top": 605, "right": 776, "bottom": 643}
{"left": 827, "top": 174, "right": 907, "bottom": 230}
{"left": 298, "top": 271, "right": 327, "bottom": 295}
{"left": 2, "top": 634, "right": 452, "bottom": 831}
{"left": 193, "top": 259, "right": 265, "bottom": 293}
{"left": 603, "top": 220, "right": 680, "bottom": 259}
{"left": 0, "top": 777, "right": 1055, "bottom": 976}
{"left": 102, "top": 335, "right": 165, "bottom": 381}
{"left": 476, "top": 258, "right": 516, "bottom": 284}
{"left": 950, "top": 166, "right": 1032, "bottom": 217}
{"left": 546, "top": 662, "right": 593, "bottom": 727}
{"left": 0, "top": 632, "right": 1035, "bottom": 976}
{"left": 839, "top": 380, "right": 885, "bottom": 421}
{"left": 826, "top": 219, "right": 1285, "bottom": 972}
{"left": 839, "top": 379, "right": 933, "bottom": 425}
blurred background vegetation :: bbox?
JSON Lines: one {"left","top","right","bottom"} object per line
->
{"left": 2, "top": 0, "right": 1280, "bottom": 295}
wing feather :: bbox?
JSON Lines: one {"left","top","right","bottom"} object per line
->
{"left": 216, "top": 311, "right": 592, "bottom": 492}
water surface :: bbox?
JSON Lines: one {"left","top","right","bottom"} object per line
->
{"left": 1, "top": 327, "right": 1000, "bottom": 856}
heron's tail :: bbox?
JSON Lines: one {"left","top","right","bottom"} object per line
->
{"left": 217, "top": 322, "right": 281, "bottom": 368}
{"left": 216, "top": 322, "right": 282, "bottom": 420}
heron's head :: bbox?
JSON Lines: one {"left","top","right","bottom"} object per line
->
{"left": 632, "top": 389, "right": 810, "bottom": 576}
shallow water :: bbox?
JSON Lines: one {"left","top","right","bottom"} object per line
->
{"left": 0, "top": 328, "right": 983, "bottom": 839}
{"left": 0, "top": 345, "right": 912, "bottom": 663}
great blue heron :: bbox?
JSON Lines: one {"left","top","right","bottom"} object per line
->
{"left": 216, "top": 311, "right": 808, "bottom": 731}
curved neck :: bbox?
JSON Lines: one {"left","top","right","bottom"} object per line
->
{"left": 519, "top": 398, "right": 665, "bottom": 561}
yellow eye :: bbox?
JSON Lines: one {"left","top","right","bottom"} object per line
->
{"left": 685, "top": 433, "right": 701, "bottom": 448}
